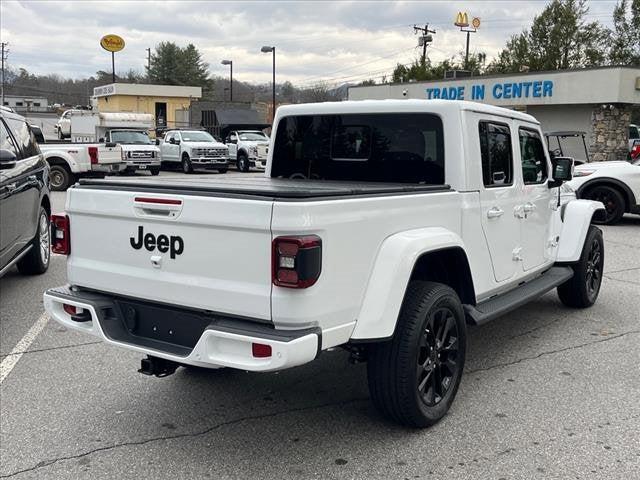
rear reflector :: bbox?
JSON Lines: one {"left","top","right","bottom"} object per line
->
{"left": 272, "top": 235, "right": 322, "bottom": 288}
{"left": 134, "top": 197, "right": 182, "bottom": 205}
{"left": 51, "top": 214, "right": 70, "bottom": 255}
{"left": 252, "top": 343, "right": 272, "bottom": 358}
{"left": 63, "top": 304, "right": 77, "bottom": 315}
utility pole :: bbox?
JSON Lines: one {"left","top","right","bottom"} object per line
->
{"left": 413, "top": 24, "right": 436, "bottom": 66}
{"left": 1, "top": 42, "right": 8, "bottom": 107}
{"left": 146, "top": 48, "right": 151, "bottom": 77}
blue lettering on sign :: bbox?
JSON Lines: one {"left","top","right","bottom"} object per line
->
{"left": 425, "top": 80, "right": 553, "bottom": 101}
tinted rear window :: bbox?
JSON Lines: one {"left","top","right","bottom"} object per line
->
{"left": 271, "top": 113, "right": 444, "bottom": 184}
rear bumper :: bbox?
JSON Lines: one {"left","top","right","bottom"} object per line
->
{"left": 92, "top": 163, "right": 124, "bottom": 173}
{"left": 43, "top": 286, "right": 320, "bottom": 372}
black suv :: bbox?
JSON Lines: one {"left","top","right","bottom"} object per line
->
{"left": 0, "top": 107, "right": 51, "bottom": 277}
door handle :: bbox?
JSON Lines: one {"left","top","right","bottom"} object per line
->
{"left": 523, "top": 202, "right": 537, "bottom": 213}
{"left": 487, "top": 207, "right": 504, "bottom": 218}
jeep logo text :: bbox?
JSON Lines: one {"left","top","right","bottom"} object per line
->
{"left": 130, "top": 226, "right": 184, "bottom": 259}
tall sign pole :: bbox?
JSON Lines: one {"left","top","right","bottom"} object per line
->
{"left": 100, "top": 34, "right": 125, "bottom": 83}
{"left": 454, "top": 13, "right": 480, "bottom": 71}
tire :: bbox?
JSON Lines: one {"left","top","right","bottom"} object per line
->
{"left": 218, "top": 168, "right": 228, "bottom": 174}
{"left": 557, "top": 225, "right": 604, "bottom": 308}
{"left": 49, "top": 164, "right": 74, "bottom": 191}
{"left": 149, "top": 166, "right": 160, "bottom": 176}
{"left": 583, "top": 185, "right": 625, "bottom": 225}
{"left": 237, "top": 153, "right": 250, "bottom": 172}
{"left": 367, "top": 281, "right": 467, "bottom": 428}
{"left": 17, "top": 207, "right": 50, "bottom": 275}
{"left": 182, "top": 155, "right": 193, "bottom": 174}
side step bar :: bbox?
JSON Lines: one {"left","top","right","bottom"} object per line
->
{"left": 464, "top": 266, "right": 574, "bottom": 326}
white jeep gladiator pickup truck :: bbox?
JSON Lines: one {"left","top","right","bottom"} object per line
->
{"left": 44, "top": 100, "right": 605, "bottom": 428}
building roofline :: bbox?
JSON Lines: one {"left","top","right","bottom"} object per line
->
{"left": 349, "top": 65, "right": 640, "bottom": 90}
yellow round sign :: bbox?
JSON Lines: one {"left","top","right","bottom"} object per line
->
{"left": 472, "top": 17, "right": 481, "bottom": 29}
{"left": 100, "top": 34, "right": 125, "bottom": 53}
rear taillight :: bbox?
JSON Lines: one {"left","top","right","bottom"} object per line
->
{"left": 632, "top": 141, "right": 640, "bottom": 159}
{"left": 272, "top": 235, "right": 322, "bottom": 288}
{"left": 88, "top": 146, "right": 98, "bottom": 165}
{"left": 51, "top": 214, "right": 70, "bottom": 255}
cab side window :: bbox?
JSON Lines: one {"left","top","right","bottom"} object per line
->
{"left": 1, "top": 120, "right": 19, "bottom": 156}
{"left": 519, "top": 128, "right": 548, "bottom": 184}
{"left": 479, "top": 121, "right": 513, "bottom": 187}
{"left": 3, "top": 118, "right": 40, "bottom": 159}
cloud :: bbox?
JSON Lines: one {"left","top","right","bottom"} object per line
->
{"left": 0, "top": 0, "right": 617, "bottom": 85}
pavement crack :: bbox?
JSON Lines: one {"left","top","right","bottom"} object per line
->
{"left": 604, "top": 266, "right": 640, "bottom": 274}
{"left": 0, "top": 341, "right": 102, "bottom": 360}
{"left": 508, "top": 317, "right": 563, "bottom": 340}
{"left": 0, "top": 396, "right": 369, "bottom": 478}
{"left": 466, "top": 330, "right": 640, "bottom": 375}
{"left": 603, "top": 274, "right": 640, "bottom": 287}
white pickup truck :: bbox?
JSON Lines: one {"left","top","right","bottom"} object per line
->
{"left": 45, "top": 100, "right": 605, "bottom": 428}
{"left": 224, "top": 130, "right": 270, "bottom": 172}
{"left": 39, "top": 141, "right": 122, "bottom": 191}
{"left": 159, "top": 129, "right": 229, "bottom": 174}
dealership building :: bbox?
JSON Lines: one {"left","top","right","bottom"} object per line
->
{"left": 349, "top": 66, "right": 640, "bottom": 161}
{"left": 92, "top": 83, "right": 202, "bottom": 131}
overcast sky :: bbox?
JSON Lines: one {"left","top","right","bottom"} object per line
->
{"left": 0, "top": 0, "right": 619, "bottom": 87}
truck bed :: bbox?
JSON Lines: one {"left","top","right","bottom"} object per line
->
{"left": 77, "top": 176, "right": 451, "bottom": 200}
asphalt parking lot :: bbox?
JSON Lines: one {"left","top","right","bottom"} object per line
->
{"left": 1, "top": 170, "right": 639, "bottom": 480}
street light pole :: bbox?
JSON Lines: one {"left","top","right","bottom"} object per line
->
{"left": 221, "top": 60, "right": 233, "bottom": 102}
{"left": 261, "top": 46, "right": 276, "bottom": 122}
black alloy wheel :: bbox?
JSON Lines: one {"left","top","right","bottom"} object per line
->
{"left": 587, "top": 186, "right": 625, "bottom": 225}
{"left": 417, "top": 307, "right": 461, "bottom": 407}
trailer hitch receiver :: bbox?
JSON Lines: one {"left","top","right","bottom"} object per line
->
{"left": 138, "top": 356, "right": 179, "bottom": 377}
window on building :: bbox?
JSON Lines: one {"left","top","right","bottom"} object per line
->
{"left": 479, "top": 122, "right": 513, "bottom": 187}
{"left": 519, "top": 128, "right": 548, "bottom": 184}
{"left": 33, "top": 102, "right": 41, "bottom": 107}
{"left": 15, "top": 102, "right": 23, "bottom": 107}
{"left": 3, "top": 118, "right": 41, "bottom": 158}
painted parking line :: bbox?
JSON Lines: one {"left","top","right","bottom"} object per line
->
{"left": 0, "top": 312, "right": 49, "bottom": 384}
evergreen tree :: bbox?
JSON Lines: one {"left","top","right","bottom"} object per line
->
{"left": 609, "top": 0, "right": 640, "bottom": 65}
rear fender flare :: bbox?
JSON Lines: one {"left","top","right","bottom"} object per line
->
{"left": 351, "top": 227, "right": 466, "bottom": 341}
{"left": 557, "top": 199, "right": 605, "bottom": 262}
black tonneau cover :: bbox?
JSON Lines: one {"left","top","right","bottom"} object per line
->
{"left": 77, "top": 176, "right": 451, "bottom": 200}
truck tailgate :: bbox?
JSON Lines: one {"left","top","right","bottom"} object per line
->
{"left": 65, "top": 187, "right": 273, "bottom": 320}
{"left": 97, "top": 144, "right": 122, "bottom": 165}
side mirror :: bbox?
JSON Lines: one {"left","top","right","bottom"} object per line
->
{"left": 169, "top": 137, "right": 175, "bottom": 144}
{"left": 174, "top": 139, "right": 181, "bottom": 145}
{"left": 155, "top": 139, "right": 160, "bottom": 146}
{"left": 98, "top": 137, "right": 105, "bottom": 143}
{"left": 0, "top": 149, "right": 17, "bottom": 169}
{"left": 549, "top": 157, "right": 573, "bottom": 188}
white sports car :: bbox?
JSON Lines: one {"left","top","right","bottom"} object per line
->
{"left": 568, "top": 158, "right": 640, "bottom": 225}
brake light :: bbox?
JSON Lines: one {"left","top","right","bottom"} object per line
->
{"left": 272, "top": 235, "right": 322, "bottom": 288}
{"left": 632, "top": 141, "right": 640, "bottom": 159}
{"left": 51, "top": 214, "right": 70, "bottom": 255}
{"left": 88, "top": 146, "right": 98, "bottom": 165}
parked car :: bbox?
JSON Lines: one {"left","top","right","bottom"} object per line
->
{"left": 629, "top": 124, "right": 639, "bottom": 154}
{"left": 44, "top": 100, "right": 605, "bottom": 428}
{"left": 568, "top": 159, "right": 640, "bottom": 224}
{"left": 0, "top": 107, "right": 51, "bottom": 277}
{"left": 159, "top": 129, "right": 229, "bottom": 174}
{"left": 224, "top": 130, "right": 270, "bottom": 172}
{"left": 55, "top": 109, "right": 79, "bottom": 140}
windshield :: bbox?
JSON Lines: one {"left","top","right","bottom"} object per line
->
{"left": 238, "top": 131, "right": 268, "bottom": 141}
{"left": 181, "top": 131, "right": 215, "bottom": 142}
{"left": 109, "top": 130, "right": 152, "bottom": 144}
